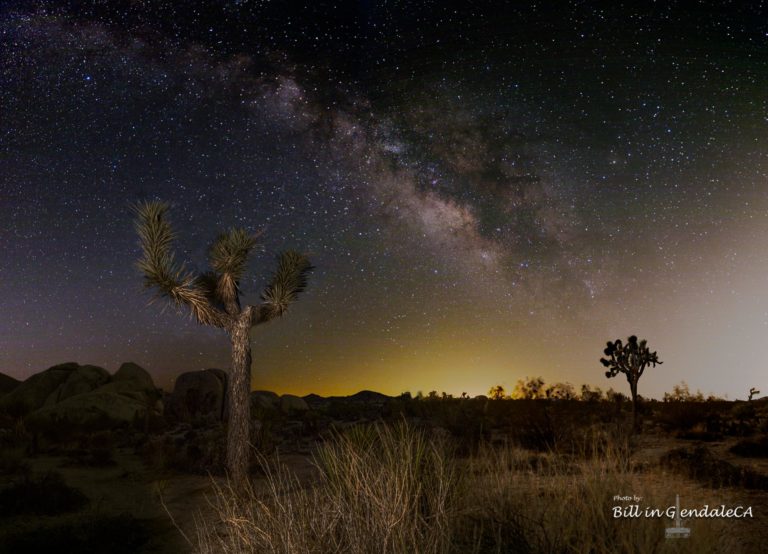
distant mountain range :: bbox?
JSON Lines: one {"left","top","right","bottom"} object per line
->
{"left": 302, "top": 390, "right": 392, "bottom": 408}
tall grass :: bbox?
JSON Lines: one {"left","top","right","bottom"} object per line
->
{"left": 195, "top": 422, "right": 454, "bottom": 554}
{"left": 194, "top": 422, "right": 729, "bottom": 554}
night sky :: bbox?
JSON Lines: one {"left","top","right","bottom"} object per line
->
{"left": 2, "top": 1, "right": 767, "bottom": 399}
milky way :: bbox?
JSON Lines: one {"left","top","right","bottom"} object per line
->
{"left": 2, "top": 2, "right": 767, "bottom": 398}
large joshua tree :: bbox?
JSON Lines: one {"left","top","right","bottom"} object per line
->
{"left": 134, "top": 201, "right": 312, "bottom": 485}
{"left": 600, "top": 335, "right": 662, "bottom": 433}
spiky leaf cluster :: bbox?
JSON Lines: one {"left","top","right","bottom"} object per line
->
{"left": 260, "top": 251, "right": 313, "bottom": 321}
{"left": 600, "top": 335, "right": 662, "bottom": 382}
{"left": 134, "top": 201, "right": 312, "bottom": 329}
{"left": 209, "top": 228, "right": 259, "bottom": 306}
{"left": 134, "top": 201, "right": 225, "bottom": 327}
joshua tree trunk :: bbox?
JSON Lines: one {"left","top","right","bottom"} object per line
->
{"left": 227, "top": 307, "right": 253, "bottom": 487}
{"left": 629, "top": 378, "right": 640, "bottom": 433}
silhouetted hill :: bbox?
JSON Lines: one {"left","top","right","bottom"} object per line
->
{"left": 344, "top": 390, "right": 392, "bottom": 403}
{"left": 302, "top": 390, "right": 392, "bottom": 407}
{"left": 302, "top": 393, "right": 327, "bottom": 408}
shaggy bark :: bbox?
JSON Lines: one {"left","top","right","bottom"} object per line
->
{"left": 227, "top": 308, "right": 253, "bottom": 487}
{"left": 629, "top": 378, "right": 639, "bottom": 433}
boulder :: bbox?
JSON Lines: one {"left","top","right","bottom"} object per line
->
{"left": 43, "top": 365, "right": 111, "bottom": 407}
{"left": 167, "top": 369, "right": 227, "bottom": 423}
{"left": 0, "top": 373, "right": 20, "bottom": 396}
{"left": 27, "top": 363, "right": 159, "bottom": 431}
{"left": 28, "top": 391, "right": 149, "bottom": 430}
{"left": 113, "top": 362, "right": 155, "bottom": 389}
{"left": 97, "top": 362, "right": 158, "bottom": 404}
{"left": 280, "top": 394, "right": 309, "bottom": 414}
{"left": 251, "top": 390, "right": 280, "bottom": 411}
{"left": 0, "top": 363, "right": 80, "bottom": 415}
{"left": 92, "top": 380, "right": 149, "bottom": 404}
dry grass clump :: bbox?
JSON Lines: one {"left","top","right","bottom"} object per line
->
{"left": 195, "top": 422, "right": 454, "bottom": 554}
{"left": 194, "top": 422, "right": 730, "bottom": 554}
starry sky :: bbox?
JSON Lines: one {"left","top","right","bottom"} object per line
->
{"left": 1, "top": 1, "right": 767, "bottom": 399}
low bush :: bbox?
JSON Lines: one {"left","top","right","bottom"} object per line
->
{"left": 139, "top": 425, "right": 227, "bottom": 475}
{"left": 0, "top": 447, "right": 30, "bottom": 476}
{"left": 0, "top": 471, "right": 89, "bottom": 516}
{"left": 729, "top": 435, "right": 768, "bottom": 458}
{"left": 656, "top": 401, "right": 712, "bottom": 434}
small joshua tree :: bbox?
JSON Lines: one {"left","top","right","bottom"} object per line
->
{"left": 600, "top": 335, "right": 662, "bottom": 432}
{"left": 748, "top": 387, "right": 760, "bottom": 401}
{"left": 135, "top": 201, "right": 312, "bottom": 486}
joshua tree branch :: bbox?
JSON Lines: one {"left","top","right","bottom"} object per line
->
{"left": 208, "top": 228, "right": 260, "bottom": 315}
{"left": 134, "top": 200, "right": 229, "bottom": 328}
{"left": 254, "top": 250, "right": 313, "bottom": 325}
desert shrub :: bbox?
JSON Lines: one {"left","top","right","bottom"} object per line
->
{"left": 0, "top": 412, "right": 26, "bottom": 441}
{"left": 661, "top": 446, "right": 768, "bottom": 490}
{"left": 0, "top": 447, "right": 30, "bottom": 476}
{"left": 544, "top": 382, "right": 577, "bottom": 400}
{"left": 381, "top": 397, "right": 408, "bottom": 419}
{"left": 663, "top": 381, "right": 704, "bottom": 402}
{"left": 731, "top": 402, "right": 756, "bottom": 423}
{"left": 63, "top": 446, "right": 116, "bottom": 468}
{"left": 506, "top": 402, "right": 557, "bottom": 451}
{"left": 88, "top": 446, "right": 116, "bottom": 466}
{"left": 675, "top": 430, "right": 723, "bottom": 441}
{"left": 511, "top": 376, "right": 546, "bottom": 400}
{"left": 62, "top": 432, "right": 117, "bottom": 467}
{"left": 325, "top": 400, "right": 377, "bottom": 421}
{"left": 605, "top": 388, "right": 628, "bottom": 403}
{"left": 723, "top": 402, "right": 760, "bottom": 436}
{"left": 729, "top": 435, "right": 768, "bottom": 458}
{"left": 580, "top": 384, "right": 603, "bottom": 402}
{"left": 0, "top": 398, "right": 28, "bottom": 419}
{"left": 140, "top": 424, "right": 232, "bottom": 475}
{"left": 0, "top": 514, "right": 150, "bottom": 554}
{"left": 0, "top": 471, "right": 89, "bottom": 516}
{"left": 655, "top": 401, "right": 711, "bottom": 434}
{"left": 251, "top": 417, "right": 279, "bottom": 454}
{"left": 28, "top": 414, "right": 131, "bottom": 445}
